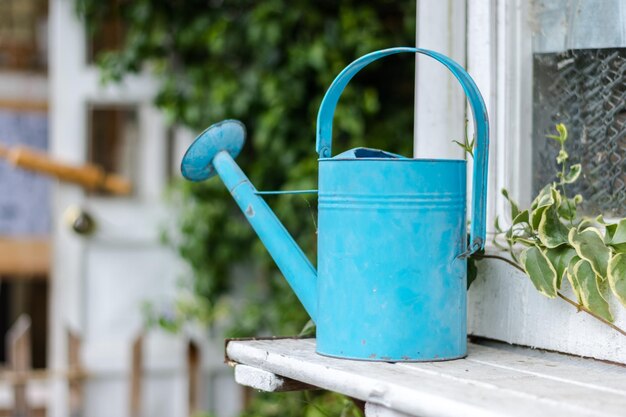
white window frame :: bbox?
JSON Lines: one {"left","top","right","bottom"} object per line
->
{"left": 466, "top": 0, "right": 534, "bottom": 230}
{"left": 416, "top": 0, "right": 626, "bottom": 364}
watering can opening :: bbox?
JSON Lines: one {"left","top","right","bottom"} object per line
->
{"left": 329, "top": 147, "right": 467, "bottom": 163}
{"left": 333, "top": 147, "right": 406, "bottom": 160}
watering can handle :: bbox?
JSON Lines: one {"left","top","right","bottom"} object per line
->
{"left": 315, "top": 47, "right": 489, "bottom": 255}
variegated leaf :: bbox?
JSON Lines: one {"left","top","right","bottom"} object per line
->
{"left": 563, "top": 164, "right": 581, "bottom": 184}
{"left": 538, "top": 205, "right": 570, "bottom": 248}
{"left": 573, "top": 259, "right": 613, "bottom": 322}
{"left": 604, "top": 218, "right": 626, "bottom": 252}
{"left": 608, "top": 253, "right": 626, "bottom": 308}
{"left": 566, "top": 255, "right": 583, "bottom": 304}
{"left": 568, "top": 227, "right": 611, "bottom": 278}
{"left": 545, "top": 246, "right": 577, "bottom": 289}
{"left": 520, "top": 246, "right": 557, "bottom": 298}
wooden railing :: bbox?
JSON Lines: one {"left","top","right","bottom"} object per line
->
{"left": 0, "top": 316, "right": 205, "bottom": 417}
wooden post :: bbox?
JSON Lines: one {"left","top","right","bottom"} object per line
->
{"left": 6, "top": 315, "right": 32, "bottom": 417}
{"left": 67, "top": 329, "right": 84, "bottom": 417}
{"left": 129, "top": 333, "right": 144, "bottom": 417}
{"left": 187, "top": 340, "right": 201, "bottom": 415}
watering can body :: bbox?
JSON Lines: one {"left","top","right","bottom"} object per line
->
{"left": 181, "top": 47, "right": 489, "bottom": 362}
{"left": 317, "top": 157, "right": 467, "bottom": 360}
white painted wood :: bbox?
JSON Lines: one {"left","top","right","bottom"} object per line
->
{"left": 0, "top": 379, "right": 49, "bottom": 410}
{"left": 414, "top": 0, "right": 467, "bottom": 160}
{"left": 226, "top": 338, "right": 626, "bottom": 417}
{"left": 234, "top": 365, "right": 287, "bottom": 391}
{"left": 466, "top": 0, "right": 496, "bottom": 231}
{"left": 0, "top": 72, "right": 48, "bottom": 103}
{"left": 468, "top": 257, "right": 626, "bottom": 365}
{"left": 234, "top": 365, "right": 313, "bottom": 392}
{"left": 464, "top": 0, "right": 626, "bottom": 365}
{"left": 365, "top": 403, "right": 413, "bottom": 417}
{"left": 48, "top": 1, "right": 241, "bottom": 417}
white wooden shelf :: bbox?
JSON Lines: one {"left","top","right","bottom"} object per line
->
{"left": 226, "top": 338, "right": 626, "bottom": 417}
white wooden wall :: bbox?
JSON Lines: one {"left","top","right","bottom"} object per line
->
{"left": 48, "top": 1, "right": 242, "bottom": 415}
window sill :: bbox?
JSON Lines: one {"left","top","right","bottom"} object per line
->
{"left": 226, "top": 337, "right": 626, "bottom": 417}
{"left": 468, "top": 254, "right": 626, "bottom": 364}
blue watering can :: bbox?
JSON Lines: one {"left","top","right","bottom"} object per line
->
{"left": 181, "top": 47, "right": 489, "bottom": 362}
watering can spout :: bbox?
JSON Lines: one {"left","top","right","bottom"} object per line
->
{"left": 180, "top": 120, "right": 318, "bottom": 321}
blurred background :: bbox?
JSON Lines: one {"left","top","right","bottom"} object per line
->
{"left": 5, "top": 0, "right": 626, "bottom": 416}
{"left": 0, "top": 1, "right": 415, "bottom": 416}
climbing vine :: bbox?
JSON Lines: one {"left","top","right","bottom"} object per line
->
{"left": 470, "top": 124, "right": 626, "bottom": 334}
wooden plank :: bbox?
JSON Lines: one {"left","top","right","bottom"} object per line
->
{"left": 234, "top": 365, "right": 317, "bottom": 392}
{"left": 466, "top": 343, "right": 626, "bottom": 392}
{"left": 365, "top": 403, "right": 413, "bottom": 417}
{"left": 0, "top": 145, "right": 132, "bottom": 195}
{"left": 67, "top": 329, "right": 84, "bottom": 417}
{"left": 0, "top": 100, "right": 47, "bottom": 113}
{"left": 226, "top": 338, "right": 626, "bottom": 417}
{"left": 6, "top": 315, "right": 31, "bottom": 417}
{"left": 0, "top": 238, "right": 50, "bottom": 276}
{"left": 0, "top": 378, "right": 48, "bottom": 417}
{"left": 187, "top": 339, "right": 200, "bottom": 415}
{"left": 129, "top": 333, "right": 143, "bottom": 417}
{"left": 395, "top": 350, "right": 626, "bottom": 416}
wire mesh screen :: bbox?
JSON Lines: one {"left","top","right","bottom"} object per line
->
{"left": 532, "top": 48, "right": 626, "bottom": 217}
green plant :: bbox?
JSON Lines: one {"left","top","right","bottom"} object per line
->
{"left": 481, "top": 124, "right": 626, "bottom": 328}
{"left": 75, "top": 0, "right": 415, "bottom": 413}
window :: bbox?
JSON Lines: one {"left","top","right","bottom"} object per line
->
{"left": 0, "top": 0, "right": 48, "bottom": 71}
{"left": 88, "top": 106, "right": 140, "bottom": 197}
{"left": 530, "top": 0, "right": 626, "bottom": 216}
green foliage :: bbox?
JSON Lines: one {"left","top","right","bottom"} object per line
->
{"left": 483, "top": 124, "right": 626, "bottom": 322}
{"left": 452, "top": 120, "right": 475, "bottom": 158}
{"left": 75, "top": 0, "right": 415, "bottom": 414}
{"left": 239, "top": 391, "right": 363, "bottom": 417}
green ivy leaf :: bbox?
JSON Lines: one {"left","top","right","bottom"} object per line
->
{"left": 512, "top": 209, "right": 529, "bottom": 226}
{"left": 531, "top": 185, "right": 554, "bottom": 229}
{"left": 558, "top": 194, "right": 582, "bottom": 221}
{"left": 520, "top": 246, "right": 557, "bottom": 298}
{"left": 568, "top": 227, "right": 611, "bottom": 278}
{"left": 566, "top": 255, "right": 583, "bottom": 303}
{"left": 562, "top": 164, "right": 581, "bottom": 184}
{"left": 538, "top": 189, "right": 569, "bottom": 248}
{"left": 608, "top": 253, "right": 626, "bottom": 308}
{"left": 501, "top": 189, "right": 519, "bottom": 221}
{"left": 494, "top": 215, "right": 503, "bottom": 233}
{"left": 577, "top": 217, "right": 594, "bottom": 231}
{"left": 604, "top": 218, "right": 626, "bottom": 252}
{"left": 531, "top": 184, "right": 553, "bottom": 211}
{"left": 546, "top": 123, "right": 568, "bottom": 144}
{"left": 556, "top": 149, "right": 568, "bottom": 164}
{"left": 544, "top": 246, "right": 577, "bottom": 289}
{"left": 573, "top": 259, "right": 613, "bottom": 322}
{"left": 538, "top": 204, "right": 570, "bottom": 248}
